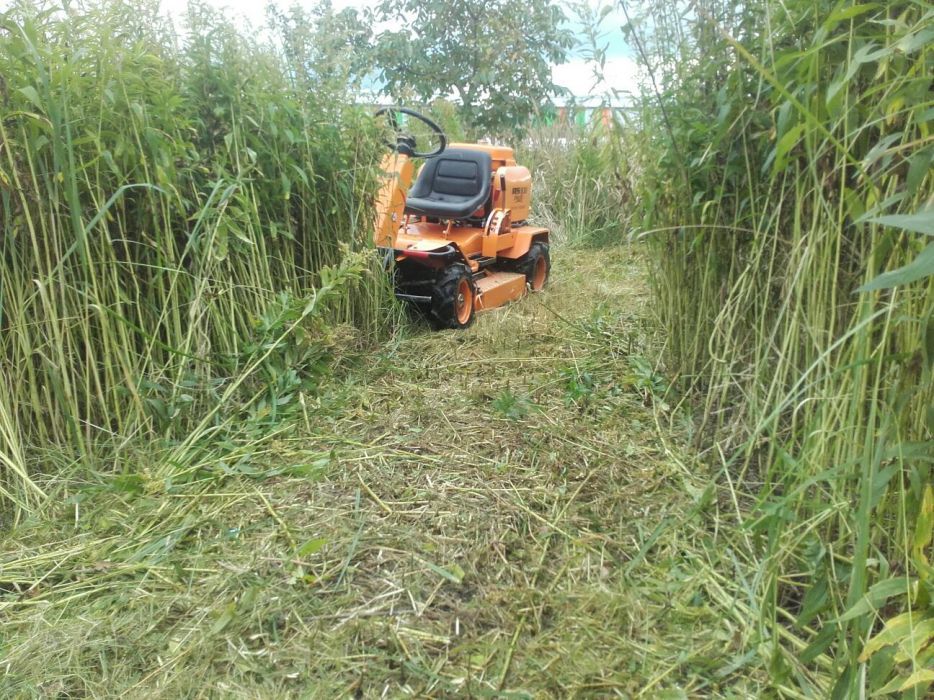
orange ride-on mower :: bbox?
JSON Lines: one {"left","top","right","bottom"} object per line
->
{"left": 373, "top": 107, "right": 550, "bottom": 329}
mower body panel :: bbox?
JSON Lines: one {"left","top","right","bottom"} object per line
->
{"left": 474, "top": 271, "right": 527, "bottom": 311}
{"left": 490, "top": 224, "right": 548, "bottom": 259}
{"left": 393, "top": 222, "right": 548, "bottom": 267}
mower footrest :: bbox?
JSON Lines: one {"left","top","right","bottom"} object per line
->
{"left": 475, "top": 271, "right": 527, "bottom": 312}
{"left": 470, "top": 255, "right": 497, "bottom": 271}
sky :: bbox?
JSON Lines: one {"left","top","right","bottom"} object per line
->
{"left": 155, "top": 0, "right": 641, "bottom": 104}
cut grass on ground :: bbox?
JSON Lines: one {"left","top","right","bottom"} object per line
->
{"left": 2, "top": 247, "right": 763, "bottom": 697}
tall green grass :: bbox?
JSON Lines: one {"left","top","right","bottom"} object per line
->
{"left": 525, "top": 118, "right": 635, "bottom": 247}
{"left": 618, "top": 0, "right": 933, "bottom": 695}
{"left": 0, "top": 0, "right": 390, "bottom": 522}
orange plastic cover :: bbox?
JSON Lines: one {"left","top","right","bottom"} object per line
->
{"left": 499, "top": 166, "right": 532, "bottom": 222}
{"left": 448, "top": 142, "right": 516, "bottom": 167}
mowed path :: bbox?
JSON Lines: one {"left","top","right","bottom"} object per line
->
{"left": 2, "top": 247, "right": 749, "bottom": 697}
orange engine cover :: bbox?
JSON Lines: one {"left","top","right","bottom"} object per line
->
{"left": 495, "top": 166, "right": 532, "bottom": 222}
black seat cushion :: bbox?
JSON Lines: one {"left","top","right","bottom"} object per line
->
{"left": 404, "top": 148, "right": 492, "bottom": 220}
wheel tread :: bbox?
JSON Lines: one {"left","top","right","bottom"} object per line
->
{"left": 430, "top": 263, "right": 476, "bottom": 329}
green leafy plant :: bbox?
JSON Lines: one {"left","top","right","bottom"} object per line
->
{"left": 562, "top": 367, "right": 597, "bottom": 406}
{"left": 491, "top": 388, "right": 534, "bottom": 421}
{"left": 628, "top": 355, "right": 668, "bottom": 397}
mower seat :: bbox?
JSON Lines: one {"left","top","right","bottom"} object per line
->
{"left": 404, "top": 148, "right": 492, "bottom": 220}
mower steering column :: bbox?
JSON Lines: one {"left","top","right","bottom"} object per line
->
{"left": 374, "top": 151, "right": 414, "bottom": 248}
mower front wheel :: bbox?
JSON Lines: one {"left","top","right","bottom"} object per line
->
{"left": 430, "top": 264, "right": 476, "bottom": 330}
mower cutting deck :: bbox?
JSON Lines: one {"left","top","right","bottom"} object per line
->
{"left": 373, "top": 107, "right": 550, "bottom": 329}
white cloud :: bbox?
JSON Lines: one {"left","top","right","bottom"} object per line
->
{"left": 552, "top": 56, "right": 641, "bottom": 104}
{"left": 157, "top": 0, "right": 378, "bottom": 27}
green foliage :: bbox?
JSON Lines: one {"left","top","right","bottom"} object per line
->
{"left": 425, "top": 99, "right": 469, "bottom": 143}
{"left": 0, "top": 0, "right": 392, "bottom": 521}
{"left": 858, "top": 208, "right": 934, "bottom": 290}
{"left": 267, "top": 0, "right": 373, "bottom": 94}
{"left": 491, "top": 387, "right": 534, "bottom": 420}
{"left": 627, "top": 355, "right": 668, "bottom": 397}
{"left": 613, "top": 0, "right": 934, "bottom": 695}
{"left": 370, "top": 0, "right": 574, "bottom": 136}
{"left": 525, "top": 114, "right": 634, "bottom": 247}
{"left": 561, "top": 366, "right": 596, "bottom": 406}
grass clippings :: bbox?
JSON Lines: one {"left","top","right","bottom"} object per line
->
{"left": 1, "top": 248, "right": 761, "bottom": 697}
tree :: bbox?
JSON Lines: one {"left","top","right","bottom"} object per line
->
{"left": 370, "top": 0, "right": 574, "bottom": 136}
{"left": 267, "top": 0, "right": 373, "bottom": 96}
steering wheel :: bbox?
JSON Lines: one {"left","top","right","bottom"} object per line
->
{"left": 374, "top": 107, "right": 447, "bottom": 158}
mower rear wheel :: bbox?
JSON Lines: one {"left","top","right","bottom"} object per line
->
{"left": 430, "top": 264, "right": 476, "bottom": 329}
{"left": 514, "top": 241, "right": 550, "bottom": 291}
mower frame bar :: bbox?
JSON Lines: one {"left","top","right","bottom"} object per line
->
{"left": 395, "top": 293, "right": 433, "bottom": 303}
{"left": 379, "top": 244, "right": 464, "bottom": 263}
